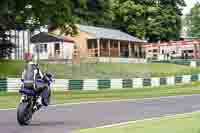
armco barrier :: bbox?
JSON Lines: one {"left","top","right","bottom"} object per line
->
{"left": 0, "top": 79, "right": 7, "bottom": 92}
{"left": 98, "top": 80, "right": 111, "bottom": 89}
{"left": 83, "top": 79, "right": 98, "bottom": 90}
{"left": 1, "top": 74, "right": 200, "bottom": 92}
{"left": 122, "top": 79, "right": 132, "bottom": 88}
{"left": 151, "top": 60, "right": 200, "bottom": 67}
{"left": 52, "top": 79, "right": 68, "bottom": 91}
{"left": 7, "top": 78, "right": 21, "bottom": 92}
{"left": 111, "top": 79, "right": 123, "bottom": 89}
{"left": 191, "top": 74, "right": 199, "bottom": 81}
{"left": 160, "top": 78, "right": 167, "bottom": 85}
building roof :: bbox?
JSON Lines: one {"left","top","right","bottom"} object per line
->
{"left": 31, "top": 32, "right": 74, "bottom": 43}
{"left": 79, "top": 25, "right": 145, "bottom": 43}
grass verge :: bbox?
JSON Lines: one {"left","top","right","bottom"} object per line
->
{"left": 1, "top": 60, "right": 200, "bottom": 79}
{"left": 1, "top": 82, "right": 200, "bottom": 109}
{"left": 72, "top": 112, "right": 200, "bottom": 133}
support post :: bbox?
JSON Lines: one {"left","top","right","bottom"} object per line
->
{"left": 15, "top": 30, "right": 17, "bottom": 59}
{"left": 128, "top": 42, "right": 132, "bottom": 57}
{"left": 18, "top": 31, "right": 20, "bottom": 59}
{"left": 51, "top": 43, "right": 54, "bottom": 58}
{"left": 108, "top": 40, "right": 111, "bottom": 57}
{"left": 194, "top": 44, "right": 198, "bottom": 60}
{"left": 28, "top": 30, "right": 30, "bottom": 54}
{"left": 23, "top": 31, "right": 25, "bottom": 59}
{"left": 36, "top": 43, "right": 40, "bottom": 64}
{"left": 62, "top": 41, "right": 64, "bottom": 59}
{"left": 136, "top": 44, "right": 138, "bottom": 58}
{"left": 97, "top": 39, "right": 100, "bottom": 57}
{"left": 118, "top": 41, "right": 121, "bottom": 57}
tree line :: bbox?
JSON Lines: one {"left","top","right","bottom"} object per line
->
{"left": 74, "top": 0, "right": 186, "bottom": 42}
{"left": 0, "top": 0, "right": 186, "bottom": 57}
{"left": 185, "top": 2, "right": 200, "bottom": 38}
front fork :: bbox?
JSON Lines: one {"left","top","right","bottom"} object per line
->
{"left": 20, "top": 95, "right": 28, "bottom": 103}
{"left": 20, "top": 95, "right": 37, "bottom": 112}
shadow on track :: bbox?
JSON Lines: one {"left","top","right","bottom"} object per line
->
{"left": 30, "top": 121, "right": 65, "bottom": 127}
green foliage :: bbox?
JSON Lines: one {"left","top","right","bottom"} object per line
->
{"left": 0, "top": 0, "right": 112, "bottom": 34}
{"left": 73, "top": 0, "right": 113, "bottom": 27}
{"left": 185, "top": 2, "right": 200, "bottom": 38}
{"left": 111, "top": 0, "right": 185, "bottom": 42}
{"left": 0, "top": 0, "right": 186, "bottom": 43}
{"left": 0, "top": 0, "right": 84, "bottom": 58}
{"left": 0, "top": 0, "right": 112, "bottom": 58}
{"left": 0, "top": 0, "right": 76, "bottom": 33}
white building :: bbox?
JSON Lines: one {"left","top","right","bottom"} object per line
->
{"left": 30, "top": 32, "right": 74, "bottom": 62}
{"left": 9, "top": 27, "right": 48, "bottom": 60}
{"left": 144, "top": 40, "right": 200, "bottom": 60}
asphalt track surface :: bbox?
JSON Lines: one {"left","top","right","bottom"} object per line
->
{"left": 1, "top": 95, "right": 200, "bottom": 133}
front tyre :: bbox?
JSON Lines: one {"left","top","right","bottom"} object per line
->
{"left": 47, "top": 88, "right": 51, "bottom": 105}
{"left": 17, "top": 102, "right": 32, "bottom": 126}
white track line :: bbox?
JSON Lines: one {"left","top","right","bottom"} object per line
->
{"left": 78, "top": 110, "right": 200, "bottom": 132}
{"left": 0, "top": 108, "right": 16, "bottom": 111}
{"left": 1, "top": 94, "right": 200, "bottom": 111}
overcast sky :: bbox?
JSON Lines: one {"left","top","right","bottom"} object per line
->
{"left": 183, "top": 0, "right": 200, "bottom": 15}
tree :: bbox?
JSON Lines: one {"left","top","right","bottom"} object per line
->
{"left": 0, "top": 0, "right": 113, "bottom": 58}
{"left": 111, "top": 0, "right": 186, "bottom": 42}
{"left": 73, "top": 0, "right": 113, "bottom": 27}
{"left": 0, "top": 0, "right": 112, "bottom": 33}
{"left": 146, "top": 6, "right": 183, "bottom": 42}
{"left": 0, "top": 0, "right": 111, "bottom": 58}
{"left": 0, "top": 0, "right": 82, "bottom": 33}
{"left": 0, "top": 0, "right": 77, "bottom": 58}
{"left": 0, "top": 31, "right": 15, "bottom": 58}
{"left": 185, "top": 2, "right": 200, "bottom": 38}
{"left": 0, "top": 0, "right": 187, "bottom": 55}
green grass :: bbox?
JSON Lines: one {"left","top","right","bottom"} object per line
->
{"left": 0, "top": 60, "right": 25, "bottom": 78}
{"left": 1, "top": 60, "right": 200, "bottom": 79}
{"left": 2, "top": 82, "right": 200, "bottom": 109}
{"left": 73, "top": 112, "right": 200, "bottom": 133}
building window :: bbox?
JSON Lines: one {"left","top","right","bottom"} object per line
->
{"left": 35, "top": 44, "right": 48, "bottom": 53}
{"left": 44, "top": 44, "right": 47, "bottom": 53}
{"left": 102, "top": 43, "right": 107, "bottom": 49}
{"left": 153, "top": 49, "right": 158, "bottom": 53}
{"left": 188, "top": 50, "right": 194, "bottom": 53}
{"left": 39, "top": 45, "right": 43, "bottom": 53}
{"left": 87, "top": 43, "right": 92, "bottom": 49}
{"left": 55, "top": 43, "right": 60, "bottom": 55}
{"left": 111, "top": 43, "right": 118, "bottom": 48}
{"left": 111, "top": 41, "right": 118, "bottom": 48}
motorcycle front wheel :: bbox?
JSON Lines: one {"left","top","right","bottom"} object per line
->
{"left": 17, "top": 102, "right": 32, "bottom": 126}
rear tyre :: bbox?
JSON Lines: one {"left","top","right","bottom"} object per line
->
{"left": 17, "top": 102, "right": 32, "bottom": 126}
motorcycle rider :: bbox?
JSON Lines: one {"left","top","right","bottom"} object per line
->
{"left": 21, "top": 56, "right": 50, "bottom": 111}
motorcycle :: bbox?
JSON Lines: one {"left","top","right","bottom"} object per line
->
{"left": 17, "top": 73, "right": 53, "bottom": 126}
